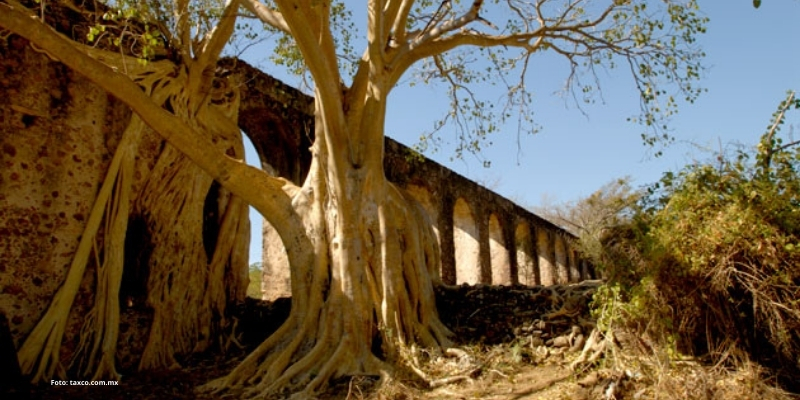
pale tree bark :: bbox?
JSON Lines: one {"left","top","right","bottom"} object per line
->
{"left": 200, "top": 2, "right": 458, "bottom": 397}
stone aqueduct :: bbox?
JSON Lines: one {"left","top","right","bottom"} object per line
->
{"left": 227, "top": 61, "right": 594, "bottom": 299}
{"left": 0, "top": 37, "right": 593, "bottom": 360}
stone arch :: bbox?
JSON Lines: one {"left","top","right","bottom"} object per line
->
{"left": 515, "top": 222, "right": 537, "bottom": 285}
{"left": 241, "top": 132, "right": 291, "bottom": 301}
{"left": 489, "top": 214, "right": 511, "bottom": 285}
{"left": 554, "top": 235, "right": 569, "bottom": 284}
{"left": 569, "top": 247, "right": 581, "bottom": 282}
{"left": 453, "top": 198, "right": 480, "bottom": 284}
{"left": 581, "top": 260, "right": 592, "bottom": 281}
{"left": 536, "top": 228, "right": 555, "bottom": 286}
{"left": 404, "top": 184, "right": 440, "bottom": 245}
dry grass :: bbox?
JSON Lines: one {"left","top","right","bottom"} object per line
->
{"left": 329, "top": 333, "right": 798, "bottom": 400}
{"left": 570, "top": 325, "right": 798, "bottom": 400}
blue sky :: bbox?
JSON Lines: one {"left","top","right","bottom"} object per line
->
{"left": 243, "top": 1, "right": 800, "bottom": 264}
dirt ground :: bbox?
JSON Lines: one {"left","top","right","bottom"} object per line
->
{"left": 7, "top": 353, "right": 582, "bottom": 400}
{"left": 5, "top": 284, "right": 798, "bottom": 399}
{"left": 5, "top": 285, "right": 596, "bottom": 400}
{"left": 423, "top": 364, "right": 576, "bottom": 400}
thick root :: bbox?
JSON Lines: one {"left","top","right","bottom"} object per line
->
{"left": 17, "top": 114, "right": 146, "bottom": 382}
{"left": 570, "top": 328, "right": 608, "bottom": 372}
{"left": 201, "top": 179, "right": 452, "bottom": 398}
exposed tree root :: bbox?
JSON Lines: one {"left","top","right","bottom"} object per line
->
{"left": 406, "top": 352, "right": 481, "bottom": 389}
{"left": 68, "top": 117, "right": 138, "bottom": 381}
{"left": 570, "top": 328, "right": 609, "bottom": 372}
{"left": 134, "top": 74, "right": 249, "bottom": 370}
{"left": 17, "top": 111, "right": 149, "bottom": 382}
{"left": 201, "top": 161, "right": 453, "bottom": 398}
{"left": 3, "top": 3, "right": 306, "bottom": 385}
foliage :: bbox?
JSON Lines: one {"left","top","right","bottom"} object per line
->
{"left": 269, "top": 0, "right": 358, "bottom": 80}
{"left": 99, "top": 0, "right": 226, "bottom": 45}
{"left": 405, "top": 0, "right": 708, "bottom": 160}
{"left": 83, "top": 0, "right": 259, "bottom": 63}
{"left": 534, "top": 177, "right": 642, "bottom": 265}
{"left": 247, "top": 262, "right": 262, "bottom": 299}
{"left": 588, "top": 91, "right": 800, "bottom": 387}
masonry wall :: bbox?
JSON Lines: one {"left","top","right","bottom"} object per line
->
{"left": 0, "top": 36, "right": 138, "bottom": 352}
{"left": 229, "top": 61, "right": 594, "bottom": 300}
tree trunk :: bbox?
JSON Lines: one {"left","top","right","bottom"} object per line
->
{"left": 120, "top": 63, "right": 251, "bottom": 371}
{"left": 205, "top": 99, "right": 452, "bottom": 398}
{"left": 0, "top": 7, "right": 453, "bottom": 395}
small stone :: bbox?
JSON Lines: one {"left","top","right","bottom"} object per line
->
{"left": 570, "top": 333, "right": 586, "bottom": 352}
{"left": 577, "top": 371, "right": 600, "bottom": 387}
{"left": 550, "top": 335, "right": 570, "bottom": 348}
{"left": 529, "top": 336, "right": 545, "bottom": 347}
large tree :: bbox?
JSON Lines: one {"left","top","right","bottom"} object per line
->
{"left": 0, "top": 0, "right": 706, "bottom": 397}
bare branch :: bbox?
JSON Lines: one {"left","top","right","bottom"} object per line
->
{"left": 387, "top": 0, "right": 414, "bottom": 44}
{"left": 413, "top": 0, "right": 484, "bottom": 46}
{"left": 175, "top": 0, "right": 192, "bottom": 57}
{"left": 239, "top": 0, "right": 291, "bottom": 34}
{"left": 196, "top": 0, "right": 240, "bottom": 67}
{"left": 367, "top": 0, "right": 385, "bottom": 71}
{"left": 393, "top": 30, "right": 544, "bottom": 80}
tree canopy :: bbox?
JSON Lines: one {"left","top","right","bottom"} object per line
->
{"left": 245, "top": 0, "right": 708, "bottom": 155}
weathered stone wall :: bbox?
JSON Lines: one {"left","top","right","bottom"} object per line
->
{"left": 383, "top": 138, "right": 590, "bottom": 286}
{"left": 0, "top": 35, "right": 133, "bottom": 350}
{"left": 0, "top": 32, "right": 240, "bottom": 369}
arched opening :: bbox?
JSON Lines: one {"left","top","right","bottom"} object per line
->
{"left": 242, "top": 134, "right": 290, "bottom": 300}
{"left": 515, "top": 222, "right": 537, "bottom": 286}
{"left": 581, "top": 260, "right": 593, "bottom": 281}
{"left": 554, "top": 235, "right": 569, "bottom": 284}
{"left": 569, "top": 248, "right": 581, "bottom": 282}
{"left": 536, "top": 228, "right": 555, "bottom": 286}
{"left": 242, "top": 135, "right": 263, "bottom": 298}
{"left": 404, "top": 184, "right": 441, "bottom": 279}
{"left": 489, "top": 214, "right": 511, "bottom": 285}
{"left": 453, "top": 198, "right": 480, "bottom": 285}
{"left": 404, "top": 185, "right": 440, "bottom": 242}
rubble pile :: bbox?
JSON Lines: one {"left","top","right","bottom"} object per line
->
{"left": 230, "top": 281, "right": 602, "bottom": 353}
{"left": 435, "top": 281, "right": 601, "bottom": 352}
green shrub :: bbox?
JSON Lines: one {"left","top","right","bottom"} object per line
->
{"left": 246, "top": 262, "right": 262, "bottom": 299}
{"left": 590, "top": 92, "right": 800, "bottom": 385}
